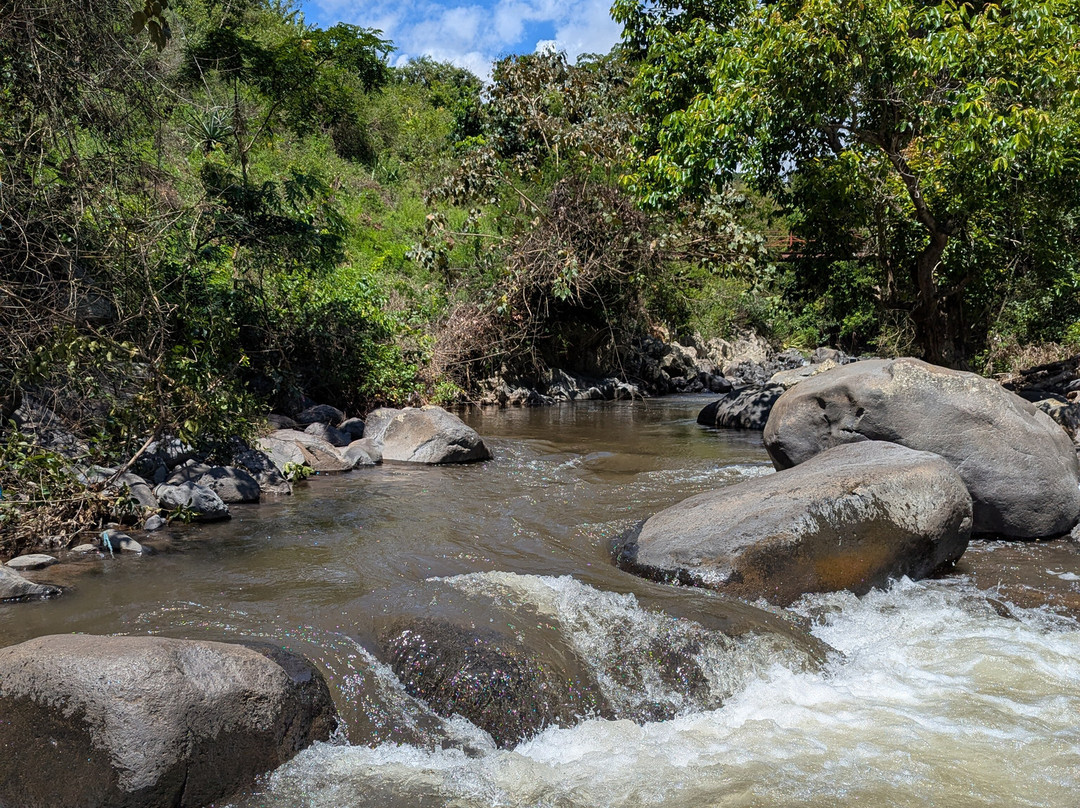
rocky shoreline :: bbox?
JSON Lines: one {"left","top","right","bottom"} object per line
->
{"left": 4, "top": 347, "right": 1080, "bottom": 807}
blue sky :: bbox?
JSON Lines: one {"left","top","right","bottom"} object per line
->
{"left": 298, "top": 0, "right": 624, "bottom": 78}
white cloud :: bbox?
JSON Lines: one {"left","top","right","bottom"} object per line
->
{"left": 304, "top": 0, "right": 623, "bottom": 78}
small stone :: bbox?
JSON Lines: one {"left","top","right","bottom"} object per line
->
{"left": 6, "top": 554, "right": 58, "bottom": 571}
{"left": 69, "top": 544, "right": 98, "bottom": 555}
{"left": 143, "top": 514, "right": 166, "bottom": 532}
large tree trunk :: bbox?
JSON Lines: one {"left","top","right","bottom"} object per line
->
{"left": 910, "top": 231, "right": 965, "bottom": 367}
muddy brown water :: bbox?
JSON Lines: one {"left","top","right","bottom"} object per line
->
{"left": 3, "top": 396, "right": 1080, "bottom": 807}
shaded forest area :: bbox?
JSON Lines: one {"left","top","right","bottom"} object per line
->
{"left": 3, "top": 0, "right": 1080, "bottom": 538}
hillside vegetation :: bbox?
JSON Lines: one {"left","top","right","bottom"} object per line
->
{"left": 2, "top": 0, "right": 1080, "bottom": 542}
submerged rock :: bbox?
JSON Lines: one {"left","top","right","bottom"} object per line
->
{"left": 353, "top": 572, "right": 823, "bottom": 747}
{"left": 616, "top": 441, "right": 972, "bottom": 607}
{"left": 0, "top": 635, "right": 336, "bottom": 808}
{"left": 364, "top": 406, "right": 491, "bottom": 464}
{"left": 763, "top": 357, "right": 1080, "bottom": 538}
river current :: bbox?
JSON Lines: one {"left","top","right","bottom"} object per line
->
{"left": 3, "top": 396, "right": 1079, "bottom": 806}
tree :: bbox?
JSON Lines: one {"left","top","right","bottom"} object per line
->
{"left": 613, "top": 0, "right": 1080, "bottom": 364}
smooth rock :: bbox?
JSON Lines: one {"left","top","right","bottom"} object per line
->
{"left": 69, "top": 544, "right": 98, "bottom": 554}
{"left": 0, "top": 565, "right": 60, "bottom": 601}
{"left": 364, "top": 406, "right": 491, "bottom": 464}
{"left": 255, "top": 436, "right": 307, "bottom": 475}
{"left": 769, "top": 359, "right": 838, "bottom": 389}
{"left": 343, "top": 438, "right": 382, "bottom": 467}
{"left": 697, "top": 385, "right": 785, "bottom": 430}
{"left": 294, "top": 404, "right": 345, "bottom": 426}
{"left": 304, "top": 421, "right": 352, "bottom": 448}
{"left": 195, "top": 466, "right": 261, "bottom": 504}
{"left": 143, "top": 514, "right": 166, "bottom": 531}
{"left": 6, "top": 554, "right": 58, "bottom": 571}
{"left": 108, "top": 472, "right": 159, "bottom": 512}
{"left": 0, "top": 635, "right": 336, "bottom": 808}
{"left": 763, "top": 357, "right": 1080, "bottom": 538}
{"left": 268, "top": 429, "right": 352, "bottom": 473}
{"left": 154, "top": 482, "right": 231, "bottom": 521}
{"left": 616, "top": 441, "right": 972, "bottom": 607}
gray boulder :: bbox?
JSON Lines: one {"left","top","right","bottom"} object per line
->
{"left": 194, "top": 466, "right": 261, "bottom": 504}
{"left": 154, "top": 481, "right": 230, "bottom": 522}
{"left": 255, "top": 435, "right": 307, "bottom": 475}
{"left": 294, "top": 404, "right": 345, "bottom": 426}
{"left": 304, "top": 421, "right": 352, "bottom": 448}
{"left": 364, "top": 406, "right": 491, "bottom": 464}
{"left": 763, "top": 358, "right": 1080, "bottom": 538}
{"left": 616, "top": 441, "right": 972, "bottom": 606}
{"left": 0, "top": 635, "right": 336, "bottom": 808}
{"left": 343, "top": 438, "right": 382, "bottom": 467}
{"left": 108, "top": 472, "right": 158, "bottom": 512}
{"left": 697, "top": 385, "right": 785, "bottom": 430}
{"left": 233, "top": 447, "right": 293, "bottom": 495}
{"left": 0, "top": 565, "right": 60, "bottom": 601}
{"left": 267, "top": 429, "right": 352, "bottom": 473}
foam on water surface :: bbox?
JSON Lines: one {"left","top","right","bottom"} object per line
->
{"left": 234, "top": 576, "right": 1080, "bottom": 808}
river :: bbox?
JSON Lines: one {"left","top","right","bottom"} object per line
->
{"left": 3, "top": 396, "right": 1079, "bottom": 806}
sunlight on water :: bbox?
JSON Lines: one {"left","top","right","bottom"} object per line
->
{"left": 236, "top": 577, "right": 1080, "bottom": 808}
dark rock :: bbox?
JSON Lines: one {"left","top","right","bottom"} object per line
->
{"left": 616, "top": 441, "right": 972, "bottom": 606}
{"left": 294, "top": 404, "right": 345, "bottom": 426}
{"left": 304, "top": 421, "right": 352, "bottom": 448}
{"left": 194, "top": 466, "right": 261, "bottom": 504}
{"left": 233, "top": 447, "right": 293, "bottom": 495}
{"left": 266, "top": 413, "right": 298, "bottom": 431}
{"left": 164, "top": 460, "right": 214, "bottom": 484}
{"left": 764, "top": 357, "right": 1080, "bottom": 538}
{"left": 364, "top": 406, "right": 491, "bottom": 464}
{"left": 0, "top": 565, "right": 60, "bottom": 601}
{"left": 1035, "top": 398, "right": 1080, "bottom": 439}
{"left": 137, "top": 437, "right": 198, "bottom": 473}
{"left": 339, "top": 417, "right": 365, "bottom": 439}
{"left": 0, "top": 635, "right": 336, "bottom": 808}
{"left": 697, "top": 385, "right": 784, "bottom": 430}
{"left": 154, "top": 482, "right": 231, "bottom": 522}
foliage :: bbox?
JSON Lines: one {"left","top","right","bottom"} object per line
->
{"left": 613, "top": 0, "right": 1080, "bottom": 364}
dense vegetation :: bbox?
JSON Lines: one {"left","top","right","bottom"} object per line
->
{"left": 2, "top": 0, "right": 1080, "bottom": 545}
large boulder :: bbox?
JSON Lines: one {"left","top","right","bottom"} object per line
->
{"left": 615, "top": 441, "right": 972, "bottom": 607}
{"left": 0, "top": 565, "right": 60, "bottom": 601}
{"left": 0, "top": 635, "right": 336, "bottom": 808}
{"left": 763, "top": 358, "right": 1080, "bottom": 538}
{"left": 364, "top": 406, "right": 491, "bottom": 464}
{"left": 232, "top": 447, "right": 293, "bottom": 495}
{"left": 697, "top": 385, "right": 784, "bottom": 430}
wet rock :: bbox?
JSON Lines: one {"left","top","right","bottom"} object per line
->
{"left": 101, "top": 531, "right": 147, "bottom": 554}
{"left": 764, "top": 358, "right": 1080, "bottom": 538}
{"left": 0, "top": 565, "right": 60, "bottom": 601}
{"left": 6, "top": 554, "right": 58, "bottom": 571}
{"left": 343, "top": 438, "right": 381, "bottom": 467}
{"left": 697, "top": 385, "right": 785, "bottom": 430}
{"left": 364, "top": 406, "right": 491, "bottom": 464}
{"left": 294, "top": 404, "right": 345, "bottom": 426}
{"left": 154, "top": 482, "right": 231, "bottom": 522}
{"left": 304, "top": 421, "right": 352, "bottom": 448}
{"left": 0, "top": 635, "right": 336, "bottom": 808}
{"left": 267, "top": 429, "right": 352, "bottom": 473}
{"left": 616, "top": 441, "right": 972, "bottom": 607}
{"left": 233, "top": 447, "right": 293, "bottom": 495}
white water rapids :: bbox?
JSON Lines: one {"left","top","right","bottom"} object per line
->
{"left": 236, "top": 576, "right": 1080, "bottom": 808}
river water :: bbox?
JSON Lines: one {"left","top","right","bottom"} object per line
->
{"left": 3, "top": 396, "right": 1080, "bottom": 806}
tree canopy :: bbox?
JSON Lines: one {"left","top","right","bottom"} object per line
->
{"left": 613, "top": 0, "right": 1080, "bottom": 363}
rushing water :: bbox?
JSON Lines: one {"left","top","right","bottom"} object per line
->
{"left": 3, "top": 396, "right": 1080, "bottom": 806}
